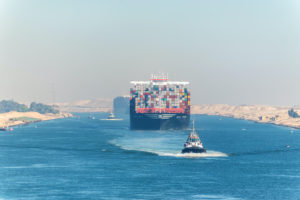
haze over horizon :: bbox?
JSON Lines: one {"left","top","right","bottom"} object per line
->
{"left": 1, "top": 0, "right": 300, "bottom": 106}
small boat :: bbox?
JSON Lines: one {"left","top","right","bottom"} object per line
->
{"left": 0, "top": 127, "right": 7, "bottom": 131}
{"left": 0, "top": 126, "right": 12, "bottom": 132}
{"left": 88, "top": 115, "right": 95, "bottom": 120}
{"left": 182, "top": 120, "right": 206, "bottom": 154}
{"left": 107, "top": 112, "right": 115, "bottom": 120}
{"left": 100, "top": 112, "right": 123, "bottom": 121}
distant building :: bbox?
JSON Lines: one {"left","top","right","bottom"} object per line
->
{"left": 113, "top": 96, "right": 130, "bottom": 114}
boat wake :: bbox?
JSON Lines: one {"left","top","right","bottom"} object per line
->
{"left": 111, "top": 141, "right": 227, "bottom": 158}
{"left": 158, "top": 151, "right": 228, "bottom": 158}
{"left": 100, "top": 119, "right": 123, "bottom": 121}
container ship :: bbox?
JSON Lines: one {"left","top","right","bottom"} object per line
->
{"left": 130, "top": 74, "right": 190, "bottom": 130}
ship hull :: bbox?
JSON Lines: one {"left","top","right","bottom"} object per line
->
{"left": 181, "top": 147, "right": 206, "bottom": 154}
{"left": 130, "top": 112, "right": 190, "bottom": 130}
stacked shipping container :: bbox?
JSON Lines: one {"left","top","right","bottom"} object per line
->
{"left": 130, "top": 81, "right": 190, "bottom": 114}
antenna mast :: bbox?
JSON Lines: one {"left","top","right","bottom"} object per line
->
{"left": 51, "top": 82, "right": 56, "bottom": 106}
{"left": 193, "top": 120, "right": 195, "bottom": 132}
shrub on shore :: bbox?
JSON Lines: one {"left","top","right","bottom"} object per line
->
{"left": 0, "top": 100, "right": 59, "bottom": 114}
{"left": 30, "top": 102, "right": 59, "bottom": 114}
{"left": 0, "top": 100, "right": 29, "bottom": 113}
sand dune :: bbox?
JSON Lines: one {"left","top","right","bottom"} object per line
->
{"left": 0, "top": 111, "right": 72, "bottom": 128}
{"left": 55, "top": 99, "right": 112, "bottom": 112}
{"left": 192, "top": 104, "right": 300, "bottom": 129}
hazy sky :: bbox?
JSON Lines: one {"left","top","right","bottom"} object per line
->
{"left": 1, "top": 0, "right": 300, "bottom": 105}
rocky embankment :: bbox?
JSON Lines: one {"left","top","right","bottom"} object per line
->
{"left": 192, "top": 104, "right": 300, "bottom": 129}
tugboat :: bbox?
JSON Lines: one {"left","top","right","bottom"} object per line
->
{"left": 107, "top": 112, "right": 115, "bottom": 120}
{"left": 182, "top": 120, "right": 206, "bottom": 154}
{"left": 100, "top": 112, "right": 123, "bottom": 121}
{"left": 88, "top": 115, "right": 95, "bottom": 120}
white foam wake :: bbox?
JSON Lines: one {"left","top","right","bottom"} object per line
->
{"left": 111, "top": 141, "right": 227, "bottom": 158}
{"left": 158, "top": 151, "right": 228, "bottom": 158}
{"left": 192, "top": 194, "right": 243, "bottom": 200}
{"left": 100, "top": 119, "right": 123, "bottom": 121}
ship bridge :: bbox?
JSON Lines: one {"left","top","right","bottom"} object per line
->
{"left": 131, "top": 74, "right": 189, "bottom": 86}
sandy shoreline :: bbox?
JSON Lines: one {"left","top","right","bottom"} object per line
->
{"left": 0, "top": 111, "right": 72, "bottom": 128}
{"left": 3, "top": 105, "right": 298, "bottom": 130}
{"left": 192, "top": 104, "right": 300, "bottom": 129}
